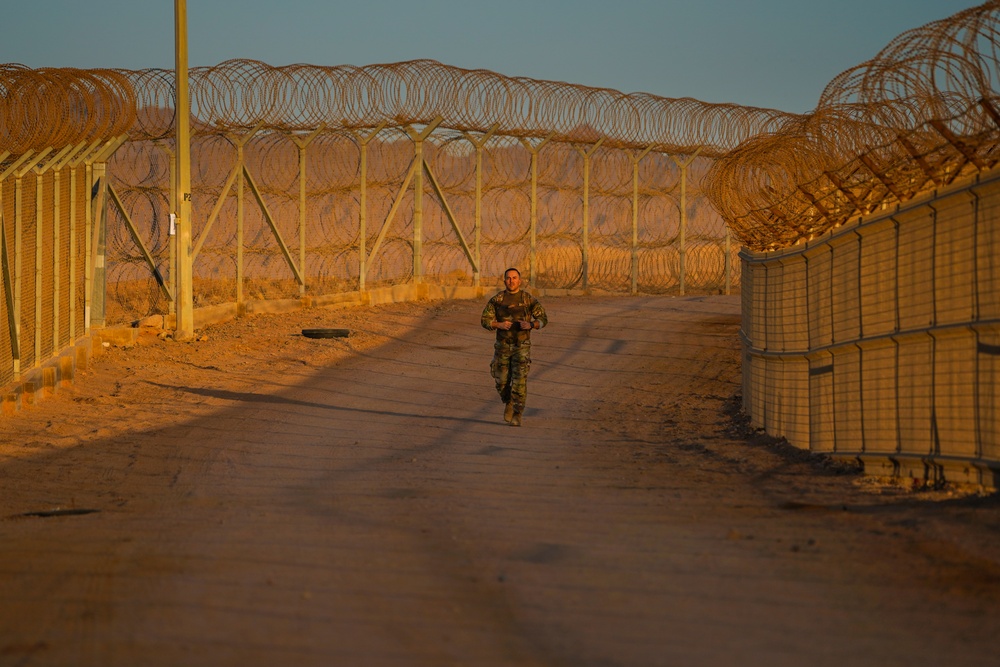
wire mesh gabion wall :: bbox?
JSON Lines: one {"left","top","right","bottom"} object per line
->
{"left": 733, "top": 1, "right": 1000, "bottom": 484}
{"left": 0, "top": 65, "right": 131, "bottom": 390}
{"left": 103, "top": 60, "right": 806, "bottom": 324}
{"left": 740, "top": 171, "right": 1000, "bottom": 485}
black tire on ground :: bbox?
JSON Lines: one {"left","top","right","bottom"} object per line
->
{"left": 301, "top": 328, "right": 351, "bottom": 339}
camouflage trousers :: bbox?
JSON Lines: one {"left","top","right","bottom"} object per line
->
{"left": 490, "top": 340, "right": 532, "bottom": 413}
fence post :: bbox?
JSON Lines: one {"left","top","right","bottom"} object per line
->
{"left": 174, "top": 0, "right": 195, "bottom": 340}
{"left": 84, "top": 162, "right": 92, "bottom": 337}
{"left": 350, "top": 122, "right": 386, "bottom": 294}
{"left": 577, "top": 139, "right": 605, "bottom": 292}
{"left": 237, "top": 142, "right": 244, "bottom": 310}
{"left": 672, "top": 148, "right": 702, "bottom": 296}
{"left": 630, "top": 145, "right": 655, "bottom": 294}
{"left": 406, "top": 119, "right": 442, "bottom": 287}
{"left": 725, "top": 225, "right": 732, "bottom": 295}
{"left": 359, "top": 137, "right": 368, "bottom": 293}
{"left": 168, "top": 145, "right": 177, "bottom": 320}
{"left": 412, "top": 132, "right": 425, "bottom": 285}
{"left": 47, "top": 145, "right": 81, "bottom": 351}
{"left": 34, "top": 170, "right": 43, "bottom": 363}
{"left": 519, "top": 135, "right": 553, "bottom": 288}
{"left": 68, "top": 164, "right": 79, "bottom": 342}
{"left": 475, "top": 141, "right": 483, "bottom": 288}
{"left": 15, "top": 174, "right": 23, "bottom": 375}
{"left": 298, "top": 142, "right": 307, "bottom": 298}
{"left": 464, "top": 125, "right": 497, "bottom": 289}
{"left": 678, "top": 160, "right": 687, "bottom": 295}
{"left": 53, "top": 168, "right": 61, "bottom": 352}
{"left": 90, "top": 162, "right": 108, "bottom": 329}
{"left": 2, "top": 151, "right": 41, "bottom": 379}
{"left": 290, "top": 126, "right": 324, "bottom": 300}
{"left": 30, "top": 144, "right": 73, "bottom": 359}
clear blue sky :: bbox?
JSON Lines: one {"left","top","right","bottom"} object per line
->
{"left": 1, "top": 0, "right": 980, "bottom": 113}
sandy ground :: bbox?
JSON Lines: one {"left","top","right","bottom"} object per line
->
{"left": 2, "top": 294, "right": 1000, "bottom": 667}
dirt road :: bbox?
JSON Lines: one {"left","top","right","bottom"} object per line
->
{"left": 2, "top": 295, "right": 1000, "bottom": 667}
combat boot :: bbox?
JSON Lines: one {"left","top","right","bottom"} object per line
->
{"left": 504, "top": 402, "right": 515, "bottom": 423}
{"left": 509, "top": 411, "right": 522, "bottom": 427}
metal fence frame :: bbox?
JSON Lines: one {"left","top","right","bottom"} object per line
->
{"left": 103, "top": 124, "right": 738, "bottom": 327}
{"left": 0, "top": 139, "right": 124, "bottom": 389}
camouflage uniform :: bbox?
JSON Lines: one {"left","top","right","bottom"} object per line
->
{"left": 481, "top": 289, "right": 548, "bottom": 419}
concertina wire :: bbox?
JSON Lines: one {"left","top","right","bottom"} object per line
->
{"left": 2, "top": 0, "right": 1000, "bottom": 252}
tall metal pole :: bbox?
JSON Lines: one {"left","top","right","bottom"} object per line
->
{"left": 679, "top": 161, "right": 687, "bottom": 296}
{"left": 413, "top": 136, "right": 424, "bottom": 285}
{"left": 474, "top": 143, "right": 483, "bottom": 288}
{"left": 724, "top": 225, "right": 732, "bottom": 295}
{"left": 359, "top": 139, "right": 368, "bottom": 292}
{"left": 582, "top": 151, "right": 590, "bottom": 292}
{"left": 577, "top": 139, "right": 604, "bottom": 293}
{"left": 530, "top": 149, "right": 539, "bottom": 286}
{"left": 672, "top": 148, "right": 701, "bottom": 297}
{"left": 236, "top": 143, "right": 245, "bottom": 309}
{"left": 630, "top": 146, "right": 654, "bottom": 295}
{"left": 632, "top": 157, "right": 640, "bottom": 295}
{"left": 298, "top": 143, "right": 307, "bottom": 298}
{"left": 174, "top": 0, "right": 194, "bottom": 339}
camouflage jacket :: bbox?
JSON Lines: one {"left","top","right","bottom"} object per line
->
{"left": 481, "top": 290, "right": 548, "bottom": 343}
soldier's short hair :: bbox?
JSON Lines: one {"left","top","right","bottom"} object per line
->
{"left": 504, "top": 267, "right": 520, "bottom": 277}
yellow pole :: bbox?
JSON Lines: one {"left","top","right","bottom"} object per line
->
{"left": 474, "top": 143, "right": 483, "bottom": 288}
{"left": 298, "top": 143, "right": 307, "bottom": 298}
{"left": 359, "top": 138, "right": 368, "bottom": 292}
{"left": 413, "top": 135, "right": 424, "bottom": 285}
{"left": 14, "top": 176, "right": 22, "bottom": 378}
{"left": 725, "top": 225, "right": 732, "bottom": 295}
{"left": 166, "top": 145, "right": 177, "bottom": 320}
{"left": 679, "top": 160, "right": 687, "bottom": 296}
{"left": 672, "top": 148, "right": 701, "bottom": 296}
{"left": 53, "top": 169, "right": 61, "bottom": 353}
{"left": 69, "top": 166, "right": 77, "bottom": 342}
{"left": 237, "top": 145, "right": 245, "bottom": 310}
{"left": 629, "top": 146, "right": 654, "bottom": 295}
{"left": 174, "top": 0, "right": 194, "bottom": 339}
{"left": 35, "top": 173, "right": 43, "bottom": 364}
{"left": 577, "top": 139, "right": 604, "bottom": 293}
{"left": 84, "top": 163, "right": 92, "bottom": 336}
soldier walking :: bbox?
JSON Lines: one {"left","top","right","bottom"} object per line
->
{"left": 481, "top": 268, "right": 548, "bottom": 426}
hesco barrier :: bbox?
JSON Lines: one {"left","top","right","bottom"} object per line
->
{"left": 740, "top": 167, "right": 1000, "bottom": 485}
{"left": 0, "top": 65, "right": 131, "bottom": 395}
{"left": 727, "top": 2, "right": 1000, "bottom": 486}
{"left": 0, "top": 148, "right": 123, "bottom": 394}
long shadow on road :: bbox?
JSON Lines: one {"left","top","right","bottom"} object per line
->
{"left": 2, "top": 295, "right": 1000, "bottom": 667}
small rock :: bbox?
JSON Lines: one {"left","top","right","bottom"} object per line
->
{"left": 138, "top": 314, "right": 164, "bottom": 329}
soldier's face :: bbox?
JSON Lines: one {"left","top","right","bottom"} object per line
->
{"left": 504, "top": 271, "right": 521, "bottom": 292}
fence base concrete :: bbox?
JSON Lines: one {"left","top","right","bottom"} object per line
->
{"left": 2, "top": 338, "right": 99, "bottom": 416}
